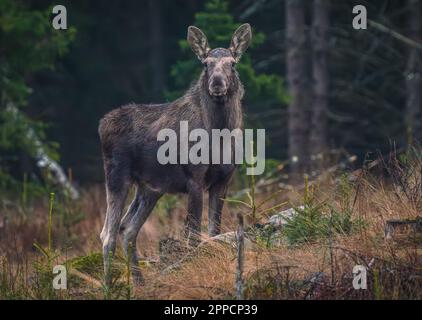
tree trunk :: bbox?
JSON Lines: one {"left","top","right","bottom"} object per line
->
{"left": 5, "top": 103, "right": 79, "bottom": 199}
{"left": 310, "top": 0, "right": 329, "bottom": 169}
{"left": 405, "top": 0, "right": 422, "bottom": 145}
{"left": 286, "top": 0, "right": 309, "bottom": 183}
{"left": 148, "top": 0, "right": 165, "bottom": 99}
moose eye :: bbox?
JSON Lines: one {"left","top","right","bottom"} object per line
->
{"left": 231, "top": 62, "right": 236, "bottom": 68}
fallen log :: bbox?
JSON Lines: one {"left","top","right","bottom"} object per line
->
{"left": 384, "top": 217, "right": 422, "bottom": 240}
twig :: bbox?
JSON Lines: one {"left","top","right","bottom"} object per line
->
{"left": 236, "top": 214, "right": 245, "bottom": 300}
{"left": 368, "top": 20, "right": 422, "bottom": 51}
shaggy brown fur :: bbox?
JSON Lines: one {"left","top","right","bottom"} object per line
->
{"left": 98, "top": 24, "right": 252, "bottom": 286}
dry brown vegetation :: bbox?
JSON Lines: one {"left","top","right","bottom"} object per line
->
{"left": 0, "top": 149, "right": 421, "bottom": 300}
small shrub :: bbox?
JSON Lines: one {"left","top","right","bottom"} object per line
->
{"left": 282, "top": 177, "right": 361, "bottom": 245}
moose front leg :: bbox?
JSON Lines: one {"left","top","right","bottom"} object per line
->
{"left": 185, "top": 181, "right": 203, "bottom": 246}
{"left": 208, "top": 181, "right": 229, "bottom": 237}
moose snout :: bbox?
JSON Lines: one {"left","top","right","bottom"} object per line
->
{"left": 209, "top": 76, "right": 228, "bottom": 96}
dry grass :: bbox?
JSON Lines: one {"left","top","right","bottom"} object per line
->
{"left": 0, "top": 151, "right": 421, "bottom": 299}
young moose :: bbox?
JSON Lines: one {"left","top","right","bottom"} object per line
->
{"left": 99, "top": 24, "right": 252, "bottom": 286}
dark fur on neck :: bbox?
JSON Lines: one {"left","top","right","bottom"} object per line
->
{"left": 193, "top": 69, "right": 244, "bottom": 131}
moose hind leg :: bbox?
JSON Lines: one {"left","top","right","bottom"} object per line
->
{"left": 101, "top": 166, "right": 130, "bottom": 288}
{"left": 121, "top": 188, "right": 161, "bottom": 285}
{"left": 119, "top": 186, "right": 142, "bottom": 235}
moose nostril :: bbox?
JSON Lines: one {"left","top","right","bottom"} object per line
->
{"left": 209, "top": 76, "right": 227, "bottom": 96}
{"left": 212, "top": 81, "right": 226, "bottom": 90}
{"left": 213, "top": 78, "right": 224, "bottom": 86}
{"left": 210, "top": 74, "right": 226, "bottom": 87}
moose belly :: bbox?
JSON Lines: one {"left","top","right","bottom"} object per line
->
{"left": 137, "top": 162, "right": 188, "bottom": 193}
{"left": 135, "top": 152, "right": 207, "bottom": 193}
{"left": 205, "top": 164, "right": 236, "bottom": 188}
{"left": 133, "top": 141, "right": 236, "bottom": 193}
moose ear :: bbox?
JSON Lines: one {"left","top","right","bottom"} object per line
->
{"left": 229, "top": 23, "right": 252, "bottom": 62}
{"left": 187, "top": 26, "right": 210, "bottom": 62}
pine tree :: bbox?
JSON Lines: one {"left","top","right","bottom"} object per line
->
{"left": 167, "top": 0, "right": 288, "bottom": 122}
{"left": 0, "top": 0, "right": 75, "bottom": 193}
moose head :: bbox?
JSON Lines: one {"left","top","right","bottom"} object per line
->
{"left": 187, "top": 24, "right": 252, "bottom": 98}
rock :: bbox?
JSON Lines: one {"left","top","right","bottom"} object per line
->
{"left": 161, "top": 207, "right": 305, "bottom": 261}
{"left": 204, "top": 232, "right": 255, "bottom": 250}
{"left": 268, "top": 206, "right": 303, "bottom": 227}
{"left": 224, "top": 206, "right": 306, "bottom": 248}
{"left": 160, "top": 233, "right": 255, "bottom": 275}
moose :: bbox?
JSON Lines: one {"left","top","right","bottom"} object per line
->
{"left": 98, "top": 24, "right": 252, "bottom": 286}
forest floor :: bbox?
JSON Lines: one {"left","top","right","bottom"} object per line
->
{"left": 0, "top": 151, "right": 421, "bottom": 299}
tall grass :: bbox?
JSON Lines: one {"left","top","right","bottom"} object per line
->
{"left": 0, "top": 147, "right": 421, "bottom": 299}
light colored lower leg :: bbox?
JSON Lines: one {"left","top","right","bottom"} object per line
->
{"left": 121, "top": 190, "right": 161, "bottom": 285}
{"left": 102, "top": 185, "right": 129, "bottom": 287}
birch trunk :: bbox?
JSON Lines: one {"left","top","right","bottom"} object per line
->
{"left": 6, "top": 104, "right": 79, "bottom": 199}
